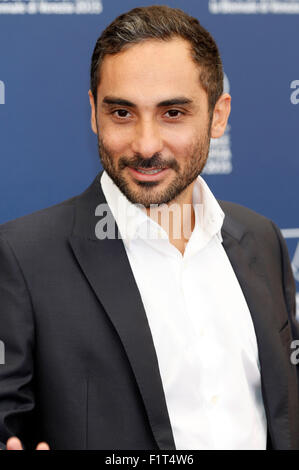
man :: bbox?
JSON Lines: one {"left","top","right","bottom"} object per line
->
{"left": 0, "top": 5, "right": 299, "bottom": 450}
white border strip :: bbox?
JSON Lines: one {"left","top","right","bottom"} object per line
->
{"left": 281, "top": 228, "right": 299, "bottom": 239}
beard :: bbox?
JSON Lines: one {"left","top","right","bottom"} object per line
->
{"left": 97, "top": 127, "right": 211, "bottom": 208}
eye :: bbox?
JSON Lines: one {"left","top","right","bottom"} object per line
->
{"left": 112, "top": 109, "right": 131, "bottom": 119}
{"left": 164, "top": 109, "right": 184, "bottom": 119}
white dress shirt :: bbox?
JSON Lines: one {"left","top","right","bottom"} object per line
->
{"left": 100, "top": 170, "right": 267, "bottom": 450}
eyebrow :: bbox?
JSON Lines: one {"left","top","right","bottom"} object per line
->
{"left": 102, "top": 96, "right": 193, "bottom": 108}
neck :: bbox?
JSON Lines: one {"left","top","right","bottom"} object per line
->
{"left": 145, "top": 182, "right": 196, "bottom": 255}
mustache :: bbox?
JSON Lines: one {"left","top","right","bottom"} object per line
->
{"left": 118, "top": 153, "right": 180, "bottom": 172}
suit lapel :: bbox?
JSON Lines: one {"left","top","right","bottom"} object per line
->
{"left": 220, "top": 212, "right": 291, "bottom": 449}
{"left": 68, "top": 172, "right": 175, "bottom": 450}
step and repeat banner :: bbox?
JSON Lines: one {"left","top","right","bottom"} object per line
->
{"left": 0, "top": 0, "right": 298, "bottom": 311}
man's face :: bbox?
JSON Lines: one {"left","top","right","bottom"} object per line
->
{"left": 90, "top": 38, "right": 215, "bottom": 207}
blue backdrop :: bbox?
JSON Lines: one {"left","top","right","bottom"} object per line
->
{"left": 0, "top": 0, "right": 298, "bottom": 312}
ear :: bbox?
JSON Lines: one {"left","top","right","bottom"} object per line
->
{"left": 210, "top": 93, "right": 231, "bottom": 139}
{"left": 88, "top": 90, "right": 98, "bottom": 135}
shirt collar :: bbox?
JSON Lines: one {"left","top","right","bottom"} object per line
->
{"left": 192, "top": 174, "right": 225, "bottom": 244}
{"left": 100, "top": 170, "right": 225, "bottom": 250}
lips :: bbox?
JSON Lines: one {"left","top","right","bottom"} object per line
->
{"left": 128, "top": 167, "right": 169, "bottom": 181}
{"left": 136, "top": 168, "right": 162, "bottom": 175}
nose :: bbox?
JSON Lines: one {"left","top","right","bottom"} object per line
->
{"left": 131, "top": 118, "right": 163, "bottom": 158}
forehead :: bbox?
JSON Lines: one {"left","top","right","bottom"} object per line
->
{"left": 97, "top": 38, "right": 207, "bottom": 105}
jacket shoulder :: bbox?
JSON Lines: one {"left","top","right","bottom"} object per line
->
{"left": 0, "top": 193, "right": 78, "bottom": 243}
{"left": 218, "top": 199, "right": 276, "bottom": 238}
{"left": 217, "top": 200, "right": 285, "bottom": 258}
{"left": 218, "top": 200, "right": 271, "bottom": 227}
{"left": 0, "top": 174, "right": 101, "bottom": 242}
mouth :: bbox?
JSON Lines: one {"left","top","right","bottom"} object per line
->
{"left": 128, "top": 167, "right": 169, "bottom": 181}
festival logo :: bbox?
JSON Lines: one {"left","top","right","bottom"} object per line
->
{"left": 209, "top": 0, "right": 299, "bottom": 14}
{"left": 203, "top": 72, "right": 233, "bottom": 175}
{"left": 0, "top": 0, "right": 103, "bottom": 15}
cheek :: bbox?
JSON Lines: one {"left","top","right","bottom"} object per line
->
{"left": 99, "top": 124, "right": 132, "bottom": 156}
{"left": 164, "top": 126, "right": 199, "bottom": 157}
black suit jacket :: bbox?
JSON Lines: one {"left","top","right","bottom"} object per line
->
{"left": 0, "top": 171, "right": 298, "bottom": 450}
